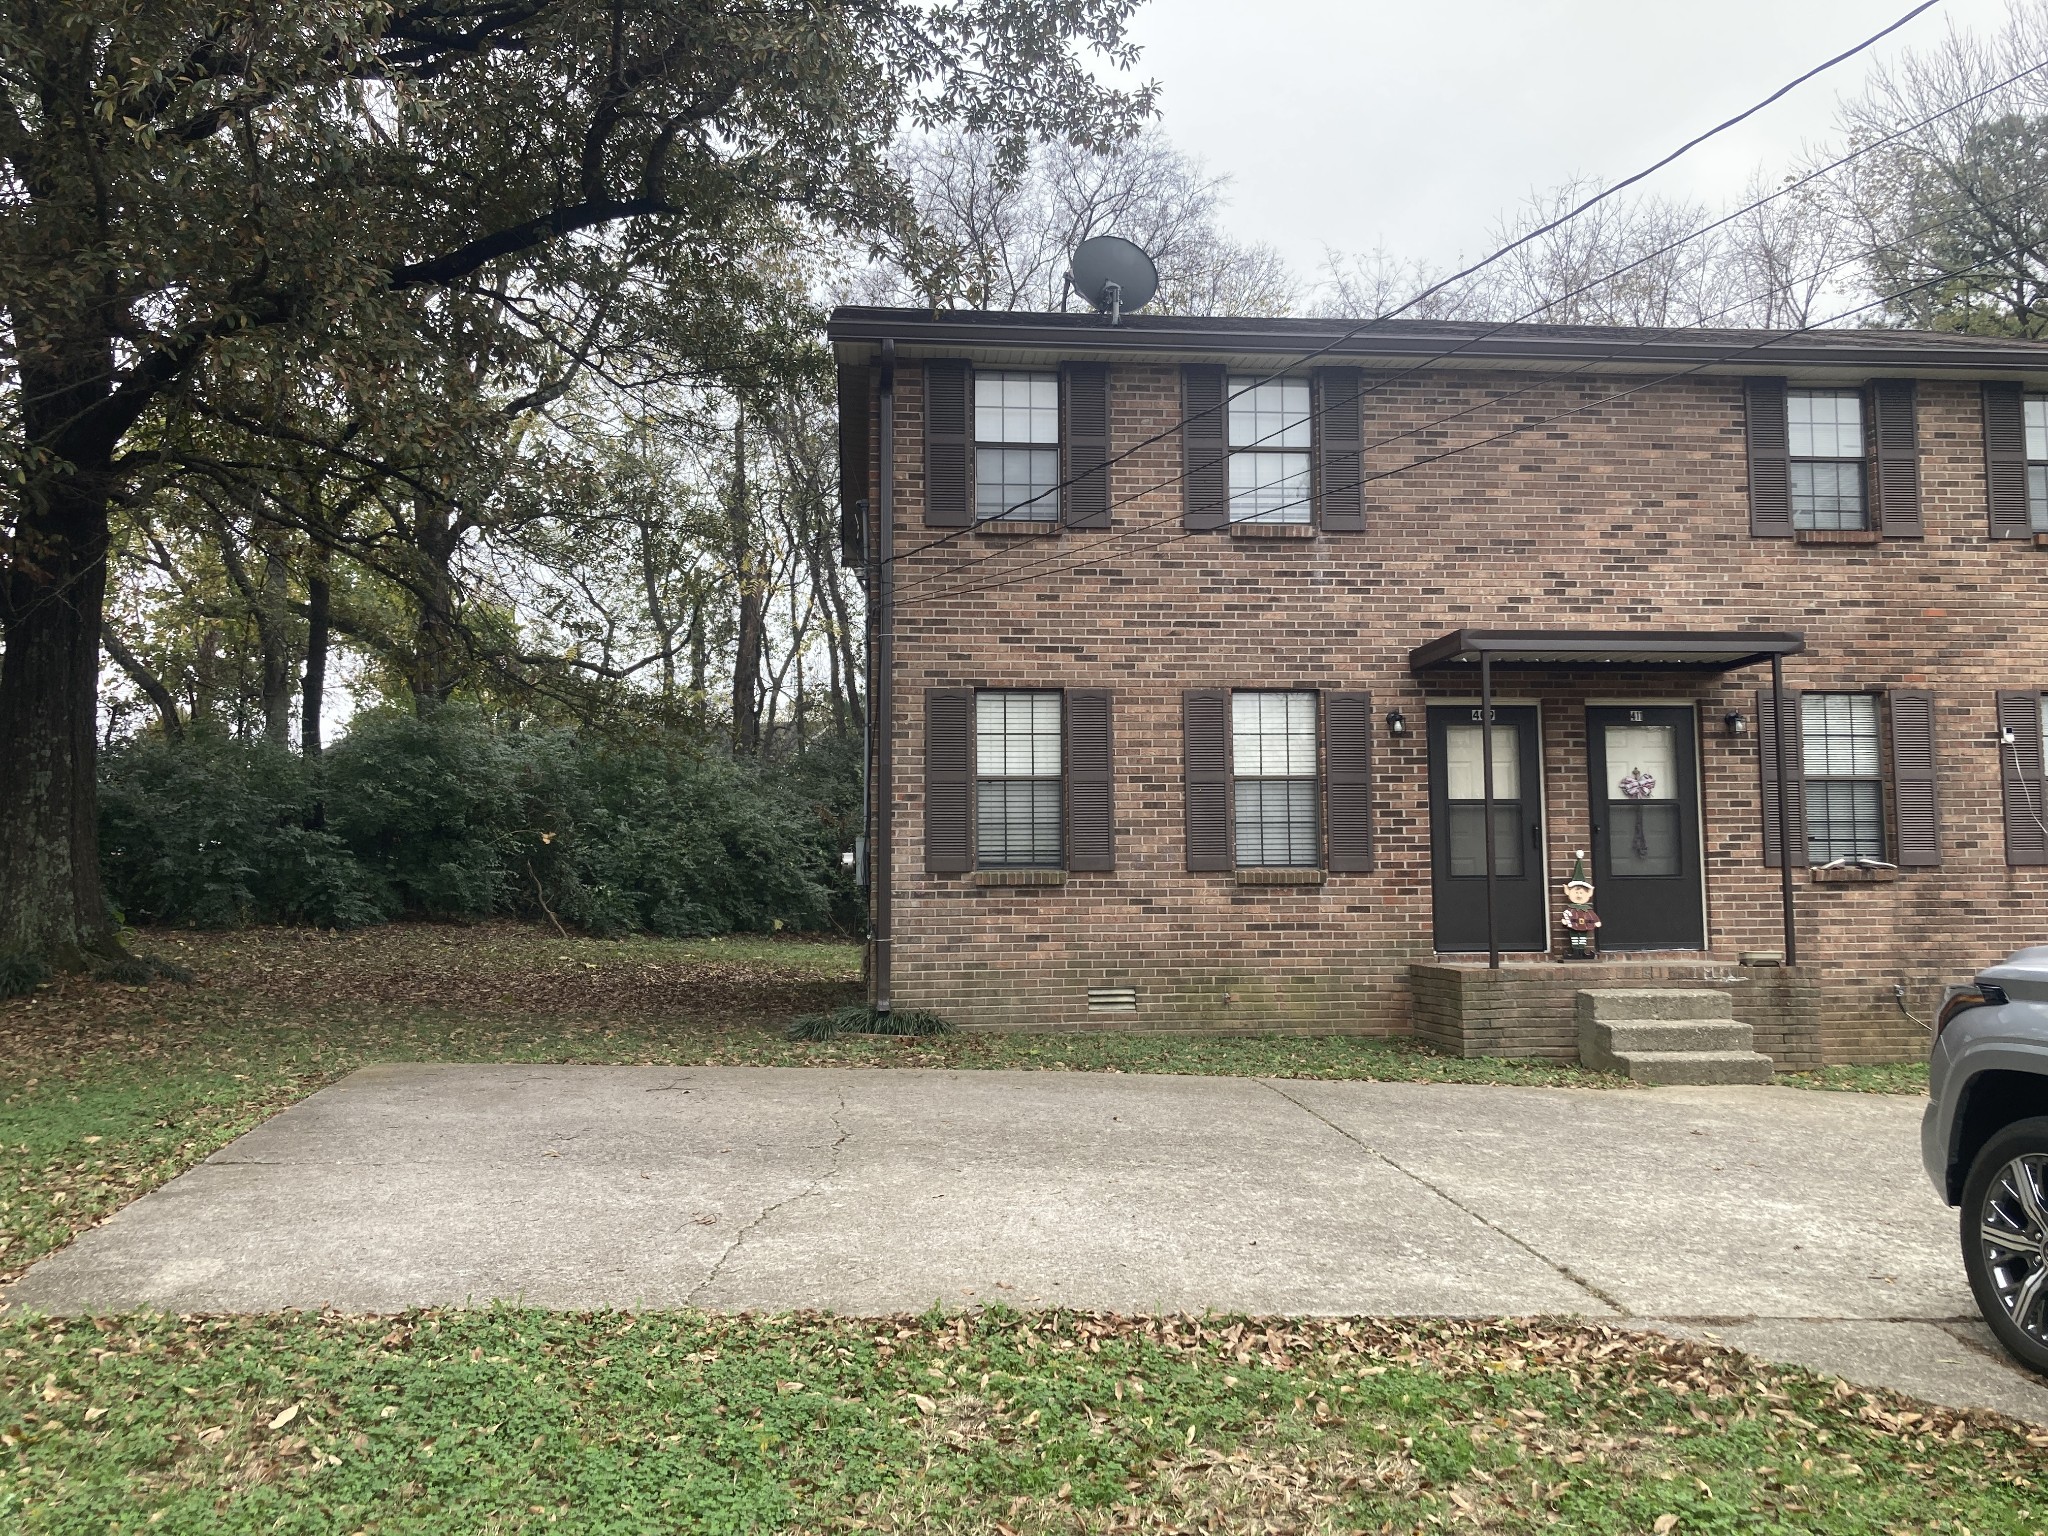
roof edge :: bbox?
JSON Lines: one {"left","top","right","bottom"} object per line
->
{"left": 826, "top": 307, "right": 2048, "bottom": 374}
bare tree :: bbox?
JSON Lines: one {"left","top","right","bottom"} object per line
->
{"left": 876, "top": 127, "right": 1299, "bottom": 315}
{"left": 1716, "top": 171, "right": 1856, "bottom": 329}
{"left": 1822, "top": 4, "right": 2048, "bottom": 335}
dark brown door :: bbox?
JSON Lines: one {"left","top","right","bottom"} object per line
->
{"left": 1428, "top": 705, "right": 1546, "bottom": 953}
{"left": 1586, "top": 705, "right": 1704, "bottom": 951}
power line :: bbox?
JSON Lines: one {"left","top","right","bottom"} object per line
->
{"left": 896, "top": 172, "right": 2048, "bottom": 605}
{"left": 908, "top": 248, "right": 2030, "bottom": 612}
{"left": 870, "top": 0, "right": 1965, "bottom": 571}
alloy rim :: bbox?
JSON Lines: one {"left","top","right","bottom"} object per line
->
{"left": 1981, "top": 1153, "right": 2048, "bottom": 1343}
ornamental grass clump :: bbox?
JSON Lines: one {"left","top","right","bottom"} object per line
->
{"left": 787, "top": 1004, "right": 953, "bottom": 1041}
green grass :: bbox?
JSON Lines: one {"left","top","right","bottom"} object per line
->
{"left": 2, "top": 1308, "right": 2039, "bottom": 1534}
{"left": 0, "top": 924, "right": 2016, "bottom": 1531}
{"left": 1774, "top": 1062, "right": 1930, "bottom": 1095}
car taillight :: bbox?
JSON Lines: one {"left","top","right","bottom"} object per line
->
{"left": 1937, "top": 983, "right": 2007, "bottom": 1038}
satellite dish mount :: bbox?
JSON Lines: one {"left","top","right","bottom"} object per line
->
{"left": 1068, "top": 236, "right": 1159, "bottom": 325}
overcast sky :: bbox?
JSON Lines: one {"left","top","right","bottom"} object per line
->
{"left": 1121, "top": 0, "right": 2018, "bottom": 280}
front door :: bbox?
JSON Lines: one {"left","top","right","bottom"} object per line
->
{"left": 1586, "top": 705, "right": 1705, "bottom": 950}
{"left": 1428, "top": 705, "right": 1546, "bottom": 953}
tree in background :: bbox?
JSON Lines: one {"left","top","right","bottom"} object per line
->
{"left": 0, "top": 0, "right": 1153, "bottom": 970}
{"left": 863, "top": 126, "right": 1296, "bottom": 315}
{"left": 1826, "top": 5, "right": 2048, "bottom": 337}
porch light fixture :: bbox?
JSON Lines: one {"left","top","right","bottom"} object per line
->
{"left": 1386, "top": 709, "right": 1409, "bottom": 738}
{"left": 1724, "top": 710, "right": 1749, "bottom": 737}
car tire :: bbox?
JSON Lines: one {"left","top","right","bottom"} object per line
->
{"left": 1962, "top": 1116, "right": 2048, "bottom": 1377}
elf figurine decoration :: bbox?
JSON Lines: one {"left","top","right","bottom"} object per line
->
{"left": 1560, "top": 851, "right": 1601, "bottom": 959}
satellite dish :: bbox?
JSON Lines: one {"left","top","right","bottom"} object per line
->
{"left": 1069, "top": 235, "right": 1158, "bottom": 324}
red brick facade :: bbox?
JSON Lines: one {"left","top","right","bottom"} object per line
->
{"left": 837, "top": 315, "right": 2048, "bottom": 1064}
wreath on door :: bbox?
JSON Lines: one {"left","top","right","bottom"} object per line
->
{"left": 1618, "top": 767, "right": 1657, "bottom": 861}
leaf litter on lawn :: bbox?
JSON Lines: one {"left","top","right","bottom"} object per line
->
{"left": 2, "top": 1309, "right": 2041, "bottom": 1534}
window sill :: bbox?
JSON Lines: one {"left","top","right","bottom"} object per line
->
{"left": 1809, "top": 864, "right": 1900, "bottom": 883}
{"left": 1236, "top": 867, "right": 1326, "bottom": 886}
{"left": 2034, "top": 532, "right": 2048, "bottom": 549}
{"left": 974, "top": 868, "right": 1066, "bottom": 886}
{"left": 975, "top": 520, "right": 1060, "bottom": 537}
{"left": 1228, "top": 522, "right": 1317, "bottom": 539}
{"left": 1794, "top": 528, "right": 1881, "bottom": 545}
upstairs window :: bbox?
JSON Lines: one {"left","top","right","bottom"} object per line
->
{"left": 1227, "top": 376, "right": 1311, "bottom": 525}
{"left": 1232, "top": 691, "right": 1318, "bottom": 866}
{"left": 2026, "top": 396, "right": 2048, "bottom": 533}
{"left": 1802, "top": 692, "right": 1884, "bottom": 863}
{"left": 1788, "top": 389, "right": 1867, "bottom": 530}
{"left": 975, "top": 371, "right": 1059, "bottom": 523}
{"left": 975, "top": 691, "right": 1062, "bottom": 867}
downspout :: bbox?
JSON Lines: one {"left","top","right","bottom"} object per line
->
{"left": 872, "top": 340, "right": 897, "bottom": 1014}
{"left": 1480, "top": 652, "right": 1500, "bottom": 969}
{"left": 1771, "top": 653, "right": 1798, "bottom": 966}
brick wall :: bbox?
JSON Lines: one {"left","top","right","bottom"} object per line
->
{"left": 871, "top": 361, "right": 2048, "bottom": 1063}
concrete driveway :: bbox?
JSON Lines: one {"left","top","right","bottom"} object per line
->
{"left": 6, "top": 1064, "right": 2045, "bottom": 1424}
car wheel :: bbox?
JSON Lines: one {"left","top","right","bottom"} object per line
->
{"left": 1962, "top": 1117, "right": 2048, "bottom": 1376}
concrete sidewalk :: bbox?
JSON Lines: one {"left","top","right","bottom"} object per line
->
{"left": 6, "top": 1064, "right": 2044, "bottom": 1424}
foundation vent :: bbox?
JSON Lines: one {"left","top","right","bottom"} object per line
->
{"left": 1087, "top": 987, "right": 1139, "bottom": 1015}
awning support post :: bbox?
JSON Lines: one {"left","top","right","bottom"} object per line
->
{"left": 1771, "top": 652, "right": 1798, "bottom": 967}
{"left": 1481, "top": 652, "right": 1500, "bottom": 970}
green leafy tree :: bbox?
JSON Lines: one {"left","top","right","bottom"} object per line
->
{"left": 1826, "top": 9, "right": 2048, "bottom": 337}
{"left": 0, "top": 0, "right": 1152, "bottom": 968}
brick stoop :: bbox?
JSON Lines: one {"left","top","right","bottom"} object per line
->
{"left": 1576, "top": 989, "right": 1775, "bottom": 1085}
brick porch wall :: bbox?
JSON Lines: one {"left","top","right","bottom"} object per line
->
{"left": 872, "top": 361, "right": 2048, "bottom": 1063}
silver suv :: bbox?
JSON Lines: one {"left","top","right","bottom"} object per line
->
{"left": 1926, "top": 946, "right": 2048, "bottom": 1374}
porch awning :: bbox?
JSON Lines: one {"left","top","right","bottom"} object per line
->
{"left": 1407, "top": 628, "right": 1805, "bottom": 676}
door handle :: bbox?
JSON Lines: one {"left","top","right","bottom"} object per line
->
{"left": 1530, "top": 818, "right": 1541, "bottom": 850}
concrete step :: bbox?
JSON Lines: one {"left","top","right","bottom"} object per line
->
{"left": 1575, "top": 988, "right": 1734, "bottom": 1024}
{"left": 1590, "top": 1019, "right": 1758, "bottom": 1055}
{"left": 1608, "top": 1049, "right": 1776, "bottom": 1086}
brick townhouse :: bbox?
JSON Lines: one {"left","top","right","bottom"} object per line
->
{"left": 829, "top": 306, "right": 2048, "bottom": 1066}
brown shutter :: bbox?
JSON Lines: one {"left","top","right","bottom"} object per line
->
{"left": 837, "top": 359, "right": 871, "bottom": 566}
{"left": 1313, "top": 367, "right": 1365, "bottom": 532}
{"left": 1871, "top": 379, "right": 1922, "bottom": 537}
{"left": 1323, "top": 691, "right": 1374, "bottom": 873}
{"left": 1183, "top": 688, "right": 1230, "bottom": 870}
{"left": 1181, "top": 364, "right": 1228, "bottom": 530}
{"left": 923, "top": 360, "right": 971, "bottom": 528}
{"left": 1065, "top": 688, "right": 1114, "bottom": 871}
{"left": 1984, "top": 382, "right": 2032, "bottom": 539}
{"left": 1061, "top": 362, "right": 1110, "bottom": 529}
{"left": 1997, "top": 690, "right": 2048, "bottom": 866}
{"left": 1887, "top": 689, "right": 1940, "bottom": 867}
{"left": 1745, "top": 377, "right": 1793, "bottom": 538}
{"left": 1757, "top": 688, "right": 1806, "bottom": 868}
{"left": 924, "top": 688, "right": 973, "bottom": 873}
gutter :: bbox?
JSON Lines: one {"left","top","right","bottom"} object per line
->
{"left": 826, "top": 307, "right": 2048, "bottom": 378}
{"left": 870, "top": 339, "right": 895, "bottom": 1014}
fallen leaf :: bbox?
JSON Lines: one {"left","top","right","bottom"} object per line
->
{"left": 1654, "top": 1517, "right": 1679, "bottom": 1534}
{"left": 268, "top": 1404, "right": 300, "bottom": 1431}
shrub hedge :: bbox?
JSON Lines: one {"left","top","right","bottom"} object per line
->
{"left": 99, "top": 709, "right": 861, "bottom": 936}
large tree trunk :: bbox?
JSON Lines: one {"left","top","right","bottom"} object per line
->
{"left": 0, "top": 410, "right": 118, "bottom": 963}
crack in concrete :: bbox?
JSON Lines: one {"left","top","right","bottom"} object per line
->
{"left": 1258, "top": 1078, "right": 1630, "bottom": 1318}
{"left": 685, "top": 1100, "right": 851, "bottom": 1307}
